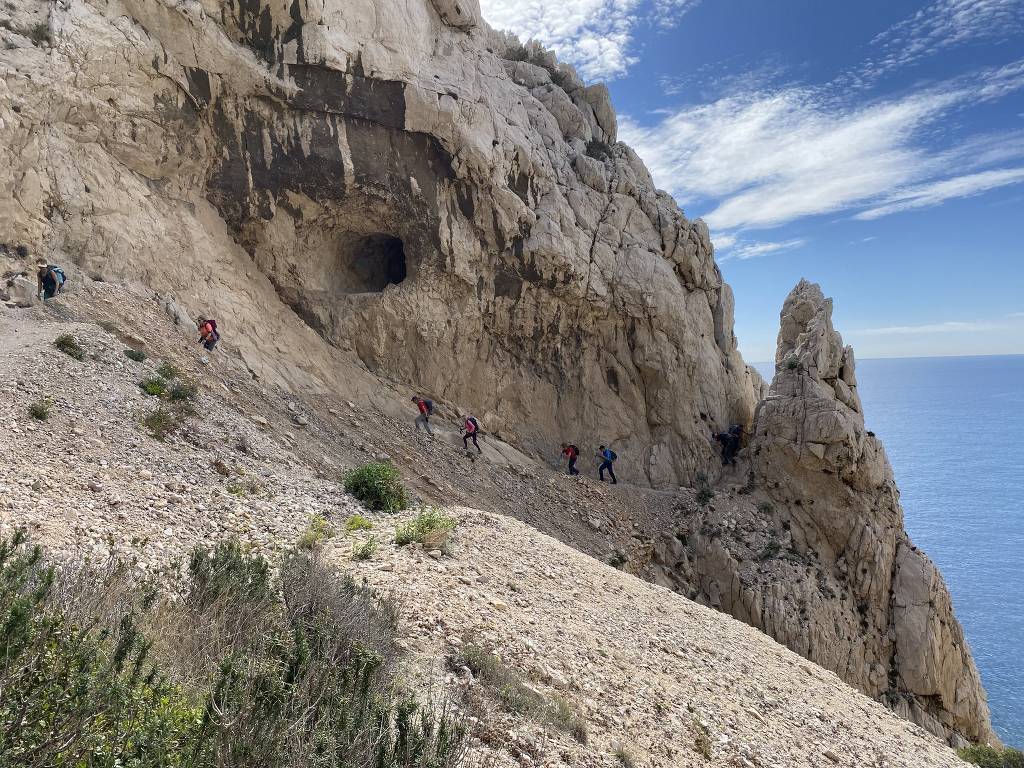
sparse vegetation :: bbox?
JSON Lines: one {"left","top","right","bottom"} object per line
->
{"left": 345, "top": 513, "right": 374, "bottom": 533}
{"left": 140, "top": 376, "right": 167, "bottom": 396}
{"left": 758, "top": 538, "right": 783, "bottom": 561}
{"left": 124, "top": 348, "right": 147, "bottom": 362}
{"left": 156, "top": 361, "right": 180, "bottom": 380}
{"left": 785, "top": 356, "right": 803, "bottom": 371}
{"left": 211, "top": 458, "right": 231, "bottom": 476}
{"left": 614, "top": 745, "right": 637, "bottom": 768}
{"left": 142, "top": 406, "right": 181, "bottom": 441}
{"left": 0, "top": 530, "right": 468, "bottom": 768}
{"left": 167, "top": 380, "right": 198, "bottom": 402}
{"left": 606, "top": 550, "right": 627, "bottom": 569}
{"left": 98, "top": 319, "right": 120, "bottom": 334}
{"left": 695, "top": 472, "right": 715, "bottom": 506}
{"left": 297, "top": 514, "right": 335, "bottom": 550}
{"left": 53, "top": 333, "right": 85, "bottom": 360}
{"left": 27, "top": 20, "right": 49, "bottom": 46}
{"left": 395, "top": 507, "right": 456, "bottom": 547}
{"left": 344, "top": 462, "right": 409, "bottom": 512}
{"left": 452, "top": 642, "right": 586, "bottom": 743}
{"left": 757, "top": 501, "right": 775, "bottom": 516}
{"left": 586, "top": 138, "right": 614, "bottom": 161}
{"left": 351, "top": 536, "right": 378, "bottom": 561}
{"left": 958, "top": 746, "right": 1024, "bottom": 768}
{"left": 28, "top": 399, "right": 51, "bottom": 421}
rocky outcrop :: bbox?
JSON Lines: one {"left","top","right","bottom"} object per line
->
{"left": 750, "top": 281, "right": 994, "bottom": 744}
{"left": 0, "top": 0, "right": 756, "bottom": 488}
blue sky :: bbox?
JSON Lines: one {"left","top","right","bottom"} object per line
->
{"left": 479, "top": 0, "right": 1024, "bottom": 361}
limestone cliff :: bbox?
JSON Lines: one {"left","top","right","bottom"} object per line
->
{"left": 0, "top": 0, "right": 993, "bottom": 749}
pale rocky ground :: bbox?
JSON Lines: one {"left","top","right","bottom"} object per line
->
{"left": 0, "top": 286, "right": 970, "bottom": 767}
{"left": 0, "top": 0, "right": 994, "bottom": 747}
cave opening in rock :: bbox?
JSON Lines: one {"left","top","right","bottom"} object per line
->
{"left": 342, "top": 233, "right": 407, "bottom": 293}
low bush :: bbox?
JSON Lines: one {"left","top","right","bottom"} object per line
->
{"left": 124, "top": 348, "right": 147, "bottom": 362}
{"left": 352, "top": 536, "right": 378, "bottom": 561}
{"left": 614, "top": 745, "right": 636, "bottom": 767}
{"left": 167, "top": 381, "right": 198, "bottom": 402}
{"left": 297, "top": 514, "right": 335, "bottom": 550}
{"left": 345, "top": 513, "right": 374, "bottom": 533}
{"left": 695, "top": 472, "right": 714, "bottom": 506}
{"left": 98, "top": 319, "right": 120, "bottom": 334}
{"left": 140, "top": 376, "right": 167, "bottom": 396}
{"left": 958, "top": 746, "right": 1024, "bottom": 768}
{"left": 142, "top": 406, "right": 181, "bottom": 441}
{"left": 53, "top": 333, "right": 85, "bottom": 360}
{"left": 586, "top": 138, "right": 613, "bottom": 161}
{"left": 27, "top": 20, "right": 49, "bottom": 46}
{"left": 344, "top": 462, "right": 409, "bottom": 512}
{"left": 395, "top": 507, "right": 456, "bottom": 547}
{"left": 28, "top": 399, "right": 50, "bottom": 421}
{"left": 156, "top": 362, "right": 180, "bottom": 380}
{"left": 0, "top": 530, "right": 469, "bottom": 768}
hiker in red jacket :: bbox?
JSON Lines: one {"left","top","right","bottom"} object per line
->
{"left": 462, "top": 415, "right": 482, "bottom": 453}
{"left": 561, "top": 443, "right": 580, "bottom": 475}
{"left": 412, "top": 395, "right": 434, "bottom": 434}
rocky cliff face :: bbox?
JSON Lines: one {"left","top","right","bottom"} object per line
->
{"left": 1, "top": 0, "right": 759, "bottom": 488}
{"left": 0, "top": 0, "right": 993, "bottom": 748}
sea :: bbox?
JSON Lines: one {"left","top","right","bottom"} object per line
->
{"left": 755, "top": 355, "right": 1023, "bottom": 748}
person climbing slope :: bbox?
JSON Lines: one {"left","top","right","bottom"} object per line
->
{"left": 36, "top": 259, "right": 66, "bottom": 301}
{"left": 597, "top": 444, "right": 618, "bottom": 484}
{"left": 196, "top": 317, "right": 220, "bottom": 351}
{"left": 713, "top": 424, "right": 744, "bottom": 466}
{"left": 412, "top": 395, "right": 434, "bottom": 435}
{"left": 561, "top": 442, "right": 580, "bottom": 475}
{"left": 462, "top": 414, "right": 482, "bottom": 453}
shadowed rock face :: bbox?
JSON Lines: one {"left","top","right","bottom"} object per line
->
{"left": 750, "top": 281, "right": 996, "bottom": 745}
{"left": 0, "top": 0, "right": 993, "bottom": 746}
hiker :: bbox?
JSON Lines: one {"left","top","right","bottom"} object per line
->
{"left": 36, "top": 260, "right": 66, "bottom": 301}
{"left": 561, "top": 443, "right": 580, "bottom": 475}
{"left": 597, "top": 444, "right": 618, "bottom": 484}
{"left": 412, "top": 395, "right": 434, "bottom": 434}
{"left": 461, "top": 415, "right": 482, "bottom": 453}
{"left": 714, "top": 424, "right": 743, "bottom": 466}
{"left": 197, "top": 317, "right": 220, "bottom": 351}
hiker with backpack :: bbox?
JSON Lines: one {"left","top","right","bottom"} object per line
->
{"left": 714, "top": 424, "right": 744, "bottom": 466}
{"left": 36, "top": 260, "right": 66, "bottom": 300}
{"left": 412, "top": 395, "right": 434, "bottom": 435}
{"left": 561, "top": 443, "right": 580, "bottom": 475}
{"left": 197, "top": 317, "right": 220, "bottom": 351}
{"left": 461, "top": 415, "right": 482, "bottom": 453}
{"left": 597, "top": 445, "right": 618, "bottom": 484}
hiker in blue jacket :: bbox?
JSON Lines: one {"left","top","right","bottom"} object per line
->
{"left": 597, "top": 445, "right": 618, "bottom": 484}
{"left": 36, "top": 260, "right": 66, "bottom": 300}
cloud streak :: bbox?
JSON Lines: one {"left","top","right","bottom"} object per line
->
{"left": 850, "top": 321, "right": 1000, "bottom": 336}
{"left": 718, "top": 238, "right": 807, "bottom": 262}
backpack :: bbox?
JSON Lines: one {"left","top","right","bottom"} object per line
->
{"left": 423, "top": 398, "right": 434, "bottom": 415}
{"left": 606, "top": 449, "right": 617, "bottom": 462}
{"left": 467, "top": 416, "right": 479, "bottom": 432}
{"left": 50, "top": 266, "right": 66, "bottom": 286}
{"left": 728, "top": 424, "right": 742, "bottom": 437}
{"left": 568, "top": 444, "right": 579, "bottom": 456}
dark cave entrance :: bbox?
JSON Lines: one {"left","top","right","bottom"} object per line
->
{"left": 344, "top": 233, "right": 407, "bottom": 293}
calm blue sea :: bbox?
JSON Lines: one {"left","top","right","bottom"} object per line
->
{"left": 756, "top": 355, "right": 1024, "bottom": 747}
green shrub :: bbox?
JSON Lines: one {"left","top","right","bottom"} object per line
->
{"left": 142, "top": 406, "right": 181, "bottom": 440}
{"left": 167, "top": 381, "right": 198, "bottom": 402}
{"left": 156, "top": 362, "right": 180, "bottom": 379}
{"left": 958, "top": 746, "right": 1024, "bottom": 768}
{"left": 297, "top": 514, "right": 335, "bottom": 550}
{"left": 140, "top": 376, "right": 167, "bottom": 396}
{"left": 0, "top": 530, "right": 468, "bottom": 768}
{"left": 785, "top": 356, "right": 803, "bottom": 371}
{"left": 614, "top": 745, "right": 636, "bottom": 768}
{"left": 586, "top": 138, "right": 613, "bottom": 161}
{"left": 53, "top": 333, "right": 85, "bottom": 360}
{"left": 344, "top": 462, "right": 409, "bottom": 512}
{"left": 28, "top": 399, "right": 51, "bottom": 421}
{"left": 124, "top": 348, "right": 147, "bottom": 362}
{"left": 758, "top": 539, "right": 783, "bottom": 561}
{"left": 395, "top": 507, "right": 456, "bottom": 547}
{"left": 27, "top": 20, "right": 49, "bottom": 46}
{"left": 345, "top": 513, "right": 374, "bottom": 533}
{"left": 351, "top": 536, "right": 378, "bottom": 561}
{"left": 695, "top": 472, "right": 714, "bottom": 506}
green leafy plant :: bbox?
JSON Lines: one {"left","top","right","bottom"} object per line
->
{"left": 28, "top": 399, "right": 51, "bottom": 421}
{"left": 53, "top": 333, "right": 85, "bottom": 360}
{"left": 167, "top": 381, "right": 198, "bottom": 402}
{"left": 395, "top": 507, "right": 456, "bottom": 547}
{"left": 785, "top": 356, "right": 803, "bottom": 371}
{"left": 142, "top": 406, "right": 181, "bottom": 441}
{"left": 156, "top": 362, "right": 180, "bottom": 380}
{"left": 140, "top": 377, "right": 167, "bottom": 396}
{"left": 344, "top": 462, "right": 409, "bottom": 512}
{"left": 27, "top": 20, "right": 49, "bottom": 46}
{"left": 351, "top": 536, "right": 378, "bottom": 561}
{"left": 958, "top": 746, "right": 1024, "bottom": 768}
{"left": 124, "top": 348, "right": 147, "bottom": 362}
{"left": 345, "top": 513, "right": 374, "bottom": 533}
{"left": 695, "top": 472, "right": 714, "bottom": 506}
{"left": 297, "top": 514, "right": 335, "bottom": 550}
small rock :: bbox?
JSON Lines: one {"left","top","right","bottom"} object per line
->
{"left": 427, "top": 549, "right": 442, "bottom": 559}
{"left": 824, "top": 751, "right": 840, "bottom": 763}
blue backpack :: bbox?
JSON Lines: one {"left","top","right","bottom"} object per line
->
{"left": 49, "top": 265, "right": 67, "bottom": 287}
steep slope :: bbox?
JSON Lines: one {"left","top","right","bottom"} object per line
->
{"left": 0, "top": 0, "right": 993, "bottom": 748}
{"left": 0, "top": 288, "right": 970, "bottom": 767}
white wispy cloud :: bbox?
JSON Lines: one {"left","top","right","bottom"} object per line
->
{"left": 865, "top": 0, "right": 1024, "bottom": 79}
{"left": 619, "top": 63, "right": 1024, "bottom": 233}
{"left": 855, "top": 167, "right": 1024, "bottom": 219}
{"left": 479, "top": 0, "right": 699, "bottom": 79}
{"left": 718, "top": 238, "right": 807, "bottom": 262}
{"left": 851, "top": 320, "right": 1000, "bottom": 336}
